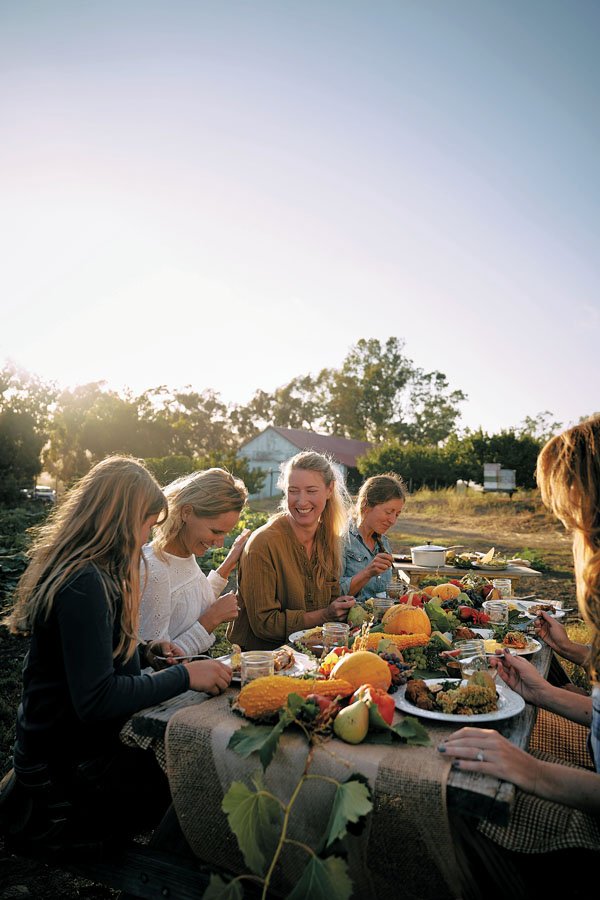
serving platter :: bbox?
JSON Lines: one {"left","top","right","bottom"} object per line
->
{"left": 216, "top": 649, "right": 317, "bottom": 682}
{"left": 394, "top": 678, "right": 525, "bottom": 723}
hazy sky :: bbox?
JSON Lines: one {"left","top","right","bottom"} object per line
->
{"left": 1, "top": 1, "right": 598, "bottom": 434}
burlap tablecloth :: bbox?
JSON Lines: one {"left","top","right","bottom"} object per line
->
{"left": 163, "top": 692, "right": 464, "bottom": 899}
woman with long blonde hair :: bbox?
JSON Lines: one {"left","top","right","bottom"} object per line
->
{"left": 441, "top": 417, "right": 600, "bottom": 897}
{"left": 229, "top": 450, "right": 356, "bottom": 650}
{"left": 139, "top": 468, "right": 250, "bottom": 658}
{"left": 1, "top": 456, "right": 231, "bottom": 855}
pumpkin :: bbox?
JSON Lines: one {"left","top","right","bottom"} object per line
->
{"left": 330, "top": 650, "right": 392, "bottom": 692}
{"left": 381, "top": 604, "right": 432, "bottom": 637}
{"left": 431, "top": 583, "right": 461, "bottom": 601}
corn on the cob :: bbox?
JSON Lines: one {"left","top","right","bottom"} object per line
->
{"left": 234, "top": 676, "right": 354, "bottom": 719}
{"left": 361, "top": 632, "right": 430, "bottom": 652}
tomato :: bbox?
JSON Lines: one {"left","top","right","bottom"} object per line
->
{"left": 351, "top": 683, "right": 395, "bottom": 726}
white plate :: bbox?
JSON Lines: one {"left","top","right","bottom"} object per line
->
{"left": 484, "top": 637, "right": 542, "bottom": 657}
{"left": 216, "top": 649, "right": 317, "bottom": 682}
{"left": 394, "top": 678, "right": 525, "bottom": 723}
{"left": 508, "top": 600, "right": 565, "bottom": 619}
{"left": 289, "top": 628, "right": 320, "bottom": 645}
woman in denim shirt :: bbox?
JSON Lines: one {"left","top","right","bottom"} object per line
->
{"left": 340, "top": 473, "right": 406, "bottom": 602}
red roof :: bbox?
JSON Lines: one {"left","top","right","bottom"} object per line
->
{"left": 270, "top": 427, "right": 372, "bottom": 469}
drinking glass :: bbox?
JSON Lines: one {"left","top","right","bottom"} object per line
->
{"left": 492, "top": 578, "right": 512, "bottom": 599}
{"left": 240, "top": 651, "right": 274, "bottom": 686}
{"left": 482, "top": 600, "right": 509, "bottom": 624}
{"left": 372, "top": 597, "right": 394, "bottom": 623}
{"left": 322, "top": 622, "right": 350, "bottom": 654}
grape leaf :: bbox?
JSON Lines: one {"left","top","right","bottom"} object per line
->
{"left": 391, "top": 715, "right": 431, "bottom": 745}
{"left": 202, "top": 874, "right": 244, "bottom": 899}
{"left": 321, "top": 775, "right": 373, "bottom": 849}
{"left": 228, "top": 715, "right": 291, "bottom": 770}
{"left": 221, "top": 775, "right": 283, "bottom": 875}
{"left": 286, "top": 855, "right": 352, "bottom": 900}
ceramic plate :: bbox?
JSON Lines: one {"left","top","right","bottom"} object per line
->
{"left": 394, "top": 678, "right": 525, "bottom": 723}
{"left": 509, "top": 600, "right": 565, "bottom": 619}
{"left": 484, "top": 637, "right": 542, "bottom": 657}
{"left": 216, "top": 649, "right": 317, "bottom": 683}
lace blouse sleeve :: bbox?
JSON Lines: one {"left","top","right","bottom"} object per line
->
{"left": 139, "top": 551, "right": 174, "bottom": 643}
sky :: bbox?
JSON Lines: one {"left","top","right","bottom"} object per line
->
{"left": 1, "top": 0, "right": 598, "bottom": 435}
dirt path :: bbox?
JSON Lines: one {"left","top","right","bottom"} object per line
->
{"left": 388, "top": 515, "right": 571, "bottom": 554}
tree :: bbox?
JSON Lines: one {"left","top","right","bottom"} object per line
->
{"left": 518, "top": 411, "right": 563, "bottom": 444}
{"left": 145, "top": 452, "right": 266, "bottom": 496}
{"left": 0, "top": 365, "right": 55, "bottom": 504}
{"left": 396, "top": 371, "right": 467, "bottom": 445}
{"left": 0, "top": 410, "right": 46, "bottom": 504}
{"left": 468, "top": 429, "right": 542, "bottom": 489}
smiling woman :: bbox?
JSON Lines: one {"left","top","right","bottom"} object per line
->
{"left": 228, "top": 451, "right": 356, "bottom": 650}
{"left": 139, "top": 469, "right": 249, "bottom": 658}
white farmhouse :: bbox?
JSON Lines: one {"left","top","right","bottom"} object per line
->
{"left": 238, "top": 426, "right": 372, "bottom": 499}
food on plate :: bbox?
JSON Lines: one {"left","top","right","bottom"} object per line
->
{"left": 293, "top": 627, "right": 325, "bottom": 656}
{"left": 405, "top": 679, "right": 437, "bottom": 711}
{"left": 234, "top": 675, "right": 354, "bottom": 719}
{"left": 229, "top": 643, "right": 242, "bottom": 674}
{"left": 273, "top": 644, "right": 296, "bottom": 672}
{"left": 405, "top": 675, "right": 498, "bottom": 716}
{"left": 502, "top": 631, "right": 528, "bottom": 649}
{"left": 454, "top": 626, "right": 480, "bottom": 641}
{"left": 508, "top": 558, "right": 531, "bottom": 567}
{"left": 529, "top": 603, "right": 559, "bottom": 616}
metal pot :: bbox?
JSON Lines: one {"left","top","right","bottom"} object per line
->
{"left": 410, "top": 544, "right": 447, "bottom": 567}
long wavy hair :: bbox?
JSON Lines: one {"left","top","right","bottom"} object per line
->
{"left": 355, "top": 473, "right": 407, "bottom": 525}
{"left": 6, "top": 456, "right": 167, "bottom": 661}
{"left": 536, "top": 415, "right": 600, "bottom": 680}
{"left": 152, "top": 468, "right": 248, "bottom": 559}
{"left": 277, "top": 451, "right": 351, "bottom": 587}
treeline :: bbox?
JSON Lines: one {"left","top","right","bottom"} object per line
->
{"left": 0, "top": 336, "right": 583, "bottom": 503}
{"left": 358, "top": 431, "right": 547, "bottom": 490}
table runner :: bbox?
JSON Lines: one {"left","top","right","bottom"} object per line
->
{"left": 164, "top": 693, "right": 464, "bottom": 899}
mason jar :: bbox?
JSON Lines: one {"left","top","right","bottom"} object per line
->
{"left": 322, "top": 622, "right": 350, "bottom": 654}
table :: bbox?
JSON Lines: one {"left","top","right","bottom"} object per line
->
{"left": 126, "top": 643, "right": 551, "bottom": 825}
{"left": 393, "top": 558, "right": 541, "bottom": 590}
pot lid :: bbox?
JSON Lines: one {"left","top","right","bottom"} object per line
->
{"left": 411, "top": 544, "right": 447, "bottom": 552}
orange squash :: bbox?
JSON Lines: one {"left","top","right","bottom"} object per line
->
{"left": 330, "top": 650, "right": 392, "bottom": 692}
{"left": 431, "top": 583, "right": 461, "bottom": 601}
{"left": 381, "top": 603, "right": 432, "bottom": 637}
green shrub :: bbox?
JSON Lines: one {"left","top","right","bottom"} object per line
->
{"left": 516, "top": 547, "right": 551, "bottom": 573}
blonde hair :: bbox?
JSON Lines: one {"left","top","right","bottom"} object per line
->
{"left": 152, "top": 468, "right": 248, "bottom": 558}
{"left": 6, "top": 456, "right": 167, "bottom": 661}
{"left": 536, "top": 415, "right": 600, "bottom": 680}
{"left": 355, "top": 473, "right": 407, "bottom": 524}
{"left": 277, "top": 450, "right": 351, "bottom": 587}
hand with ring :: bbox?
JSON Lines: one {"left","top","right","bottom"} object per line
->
{"left": 437, "top": 725, "right": 542, "bottom": 794}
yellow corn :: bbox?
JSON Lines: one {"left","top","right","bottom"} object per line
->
{"left": 362, "top": 632, "right": 430, "bottom": 653}
{"left": 234, "top": 676, "right": 353, "bottom": 719}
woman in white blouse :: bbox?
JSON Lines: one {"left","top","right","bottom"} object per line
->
{"left": 139, "top": 468, "right": 250, "bottom": 658}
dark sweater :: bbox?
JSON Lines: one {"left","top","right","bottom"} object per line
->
{"left": 15, "top": 567, "right": 189, "bottom": 769}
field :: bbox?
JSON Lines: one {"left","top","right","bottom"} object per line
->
{"left": 0, "top": 489, "right": 589, "bottom": 898}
